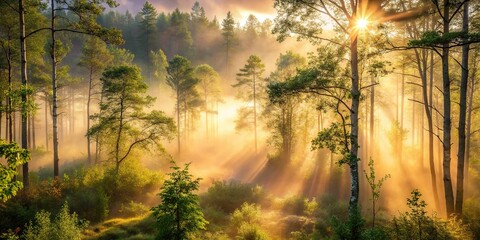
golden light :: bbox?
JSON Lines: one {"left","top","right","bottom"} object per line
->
{"left": 356, "top": 17, "right": 369, "bottom": 30}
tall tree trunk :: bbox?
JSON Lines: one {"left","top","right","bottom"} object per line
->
{"left": 70, "top": 87, "right": 75, "bottom": 134}
{"left": 455, "top": 1, "right": 469, "bottom": 215}
{"left": 114, "top": 99, "right": 124, "bottom": 174}
{"left": 465, "top": 50, "right": 477, "bottom": 190}
{"left": 348, "top": 32, "right": 360, "bottom": 221}
{"left": 205, "top": 95, "right": 208, "bottom": 139}
{"left": 87, "top": 67, "right": 93, "bottom": 164}
{"left": 441, "top": 0, "right": 454, "bottom": 215}
{"left": 19, "top": 0, "right": 30, "bottom": 188}
{"left": 176, "top": 89, "right": 181, "bottom": 156}
{"left": 31, "top": 113, "right": 36, "bottom": 149}
{"left": 400, "top": 61, "right": 405, "bottom": 162}
{"left": 51, "top": 0, "right": 60, "bottom": 178}
{"left": 253, "top": 66, "right": 257, "bottom": 153}
{"left": 415, "top": 47, "right": 440, "bottom": 210}
{"left": 370, "top": 75, "right": 374, "bottom": 158}
{"left": 44, "top": 93, "right": 49, "bottom": 151}
{"left": 412, "top": 89, "right": 416, "bottom": 146}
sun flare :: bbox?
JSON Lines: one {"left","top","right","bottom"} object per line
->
{"left": 356, "top": 17, "right": 369, "bottom": 29}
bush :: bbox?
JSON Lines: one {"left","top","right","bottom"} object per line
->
{"left": 388, "top": 189, "right": 472, "bottom": 240}
{"left": 236, "top": 224, "right": 270, "bottom": 240}
{"left": 64, "top": 159, "right": 162, "bottom": 221}
{"left": 464, "top": 198, "right": 480, "bottom": 238}
{"left": 201, "top": 180, "right": 265, "bottom": 214}
{"left": 229, "top": 203, "right": 271, "bottom": 239}
{"left": 0, "top": 158, "right": 163, "bottom": 234}
{"left": 119, "top": 201, "right": 150, "bottom": 217}
{"left": 282, "top": 196, "right": 318, "bottom": 216}
{"left": 231, "top": 203, "right": 261, "bottom": 227}
{"left": 152, "top": 162, "right": 207, "bottom": 240}
{"left": 23, "top": 202, "right": 88, "bottom": 240}
{"left": 67, "top": 188, "right": 109, "bottom": 222}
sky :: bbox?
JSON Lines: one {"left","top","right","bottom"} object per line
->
{"left": 115, "top": 0, "right": 276, "bottom": 23}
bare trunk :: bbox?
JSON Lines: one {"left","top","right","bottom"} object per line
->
{"left": 87, "top": 67, "right": 93, "bottom": 164}
{"left": 348, "top": 33, "right": 360, "bottom": 221}
{"left": 44, "top": 93, "right": 49, "bottom": 151}
{"left": 52, "top": 0, "right": 60, "bottom": 178}
{"left": 177, "top": 88, "right": 181, "bottom": 156}
{"left": 115, "top": 98, "right": 124, "bottom": 174}
{"left": 442, "top": 0, "right": 454, "bottom": 215}
{"left": 370, "top": 75, "right": 374, "bottom": 158}
{"left": 400, "top": 62, "right": 405, "bottom": 162}
{"left": 455, "top": 2, "right": 469, "bottom": 215}
{"left": 19, "top": 0, "right": 29, "bottom": 188}
{"left": 465, "top": 50, "right": 477, "bottom": 190}
{"left": 415, "top": 48, "right": 440, "bottom": 210}
{"left": 205, "top": 94, "right": 208, "bottom": 139}
{"left": 253, "top": 66, "right": 257, "bottom": 153}
{"left": 412, "top": 89, "right": 416, "bottom": 146}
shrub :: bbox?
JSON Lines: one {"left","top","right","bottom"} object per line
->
{"left": 23, "top": 202, "right": 88, "bottom": 240}
{"left": 231, "top": 203, "right": 261, "bottom": 227}
{"left": 464, "top": 198, "right": 480, "bottom": 238}
{"left": 229, "top": 203, "right": 271, "bottom": 239}
{"left": 201, "top": 180, "right": 265, "bottom": 214}
{"left": 388, "top": 189, "right": 472, "bottom": 239}
{"left": 152, "top": 162, "right": 207, "bottom": 240}
{"left": 119, "top": 201, "right": 150, "bottom": 217}
{"left": 282, "top": 196, "right": 318, "bottom": 216}
{"left": 236, "top": 224, "right": 270, "bottom": 240}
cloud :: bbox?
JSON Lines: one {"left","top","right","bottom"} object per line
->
{"left": 114, "top": 0, "right": 275, "bottom": 21}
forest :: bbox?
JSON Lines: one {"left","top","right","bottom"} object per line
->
{"left": 1, "top": 0, "right": 480, "bottom": 239}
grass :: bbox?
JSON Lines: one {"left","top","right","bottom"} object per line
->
{"left": 83, "top": 214, "right": 156, "bottom": 240}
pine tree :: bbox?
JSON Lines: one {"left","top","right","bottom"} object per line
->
{"left": 88, "top": 65, "right": 175, "bottom": 173}
{"left": 78, "top": 37, "right": 113, "bottom": 164}
{"left": 221, "top": 11, "right": 236, "bottom": 77}
{"left": 152, "top": 161, "right": 208, "bottom": 240}
{"left": 233, "top": 55, "right": 265, "bottom": 152}
{"left": 166, "top": 55, "right": 200, "bottom": 156}
{"left": 138, "top": 1, "right": 158, "bottom": 82}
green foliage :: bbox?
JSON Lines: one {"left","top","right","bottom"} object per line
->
{"left": 387, "top": 120, "right": 407, "bottom": 153}
{"left": 167, "top": 55, "right": 202, "bottom": 115}
{"left": 388, "top": 189, "right": 472, "bottom": 239}
{"left": 234, "top": 55, "right": 266, "bottom": 99}
{"left": 263, "top": 51, "right": 306, "bottom": 162}
{"left": 109, "top": 46, "right": 135, "bottom": 66}
{"left": 230, "top": 203, "right": 270, "bottom": 240}
{"left": 312, "top": 122, "right": 347, "bottom": 155}
{"left": 138, "top": 1, "right": 158, "bottom": 35}
{"left": 0, "top": 140, "right": 30, "bottom": 202}
{"left": 201, "top": 180, "right": 265, "bottom": 214}
{"left": 152, "top": 161, "right": 207, "bottom": 240}
{"left": 330, "top": 207, "right": 365, "bottom": 240}
{"left": 78, "top": 36, "right": 113, "bottom": 75}
{"left": 53, "top": 0, "right": 123, "bottom": 45}
{"left": 236, "top": 224, "right": 270, "bottom": 240}
{"left": 149, "top": 49, "right": 168, "bottom": 83}
{"left": 233, "top": 55, "right": 266, "bottom": 131}
{"left": 281, "top": 196, "right": 318, "bottom": 217}
{"left": 89, "top": 65, "right": 175, "bottom": 170}
{"left": 272, "top": 0, "right": 324, "bottom": 43}
{"left": 363, "top": 158, "right": 390, "bottom": 227}
{"left": 23, "top": 202, "right": 88, "bottom": 240}
{"left": 408, "top": 31, "right": 480, "bottom": 48}
{"left": 464, "top": 198, "right": 480, "bottom": 238}
{"left": 73, "top": 159, "right": 163, "bottom": 220}
{"left": 119, "top": 201, "right": 150, "bottom": 218}
{"left": 221, "top": 11, "right": 237, "bottom": 49}
{"left": 231, "top": 203, "right": 261, "bottom": 227}
{"left": 194, "top": 64, "right": 222, "bottom": 107}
